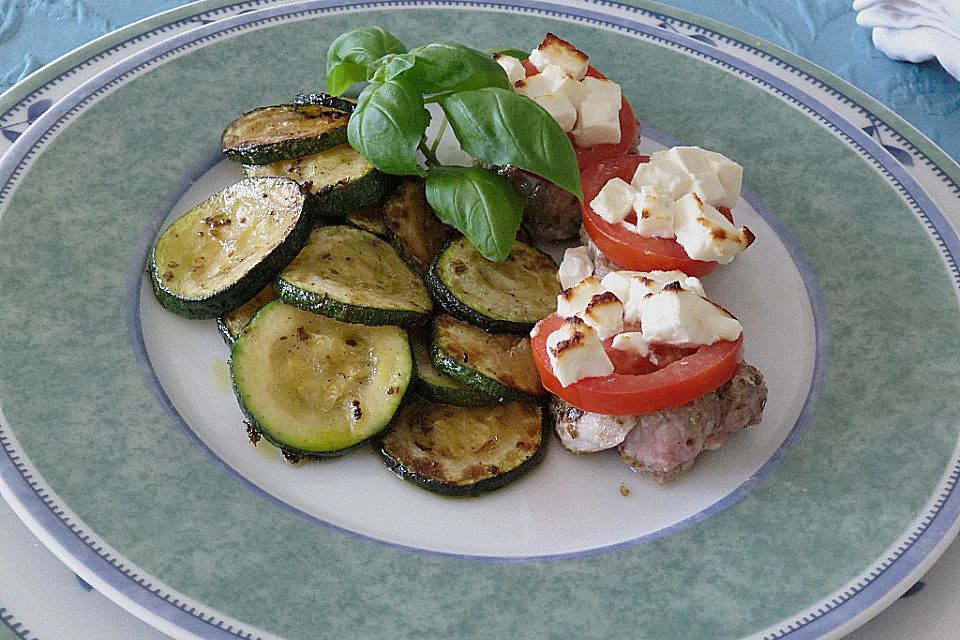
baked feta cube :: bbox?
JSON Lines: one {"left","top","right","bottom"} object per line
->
{"left": 572, "top": 94, "right": 621, "bottom": 147}
{"left": 632, "top": 185, "right": 675, "bottom": 238}
{"left": 599, "top": 270, "right": 645, "bottom": 302}
{"left": 661, "top": 147, "right": 726, "bottom": 205}
{"left": 673, "top": 193, "right": 754, "bottom": 264}
{"left": 539, "top": 64, "right": 571, "bottom": 92}
{"left": 590, "top": 177, "right": 637, "bottom": 224}
{"left": 533, "top": 92, "right": 577, "bottom": 132}
{"left": 580, "top": 291, "right": 624, "bottom": 340}
{"left": 622, "top": 270, "right": 705, "bottom": 323}
{"left": 557, "top": 276, "right": 605, "bottom": 317}
{"left": 529, "top": 33, "right": 589, "bottom": 80}
{"left": 702, "top": 149, "right": 743, "bottom": 208}
{"left": 558, "top": 246, "right": 594, "bottom": 289}
{"left": 514, "top": 73, "right": 552, "bottom": 99}
{"left": 546, "top": 317, "right": 614, "bottom": 387}
{"left": 638, "top": 286, "right": 743, "bottom": 346}
{"left": 631, "top": 159, "right": 693, "bottom": 200}
{"left": 494, "top": 54, "right": 526, "bottom": 85}
{"left": 571, "top": 78, "right": 622, "bottom": 148}
{"left": 611, "top": 331, "right": 652, "bottom": 359}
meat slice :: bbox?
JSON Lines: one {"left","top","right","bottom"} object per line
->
{"left": 500, "top": 166, "right": 582, "bottom": 243}
{"left": 549, "top": 363, "right": 767, "bottom": 482}
{"left": 618, "top": 363, "right": 767, "bottom": 482}
{"left": 550, "top": 398, "right": 638, "bottom": 453}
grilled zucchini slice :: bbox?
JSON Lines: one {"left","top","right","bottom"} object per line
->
{"left": 275, "top": 225, "right": 433, "bottom": 327}
{"left": 217, "top": 284, "right": 277, "bottom": 345}
{"left": 345, "top": 204, "right": 388, "bottom": 238}
{"left": 149, "top": 177, "right": 310, "bottom": 319}
{"left": 245, "top": 144, "right": 394, "bottom": 219}
{"left": 379, "top": 396, "right": 545, "bottom": 496}
{"left": 231, "top": 301, "right": 412, "bottom": 457}
{"left": 222, "top": 104, "right": 350, "bottom": 165}
{"left": 384, "top": 178, "right": 456, "bottom": 274}
{"left": 411, "top": 333, "right": 499, "bottom": 407}
{"left": 431, "top": 314, "right": 545, "bottom": 402}
{"left": 427, "top": 236, "right": 560, "bottom": 334}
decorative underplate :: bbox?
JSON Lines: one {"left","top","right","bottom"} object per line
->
{"left": 1, "top": 1, "right": 958, "bottom": 639}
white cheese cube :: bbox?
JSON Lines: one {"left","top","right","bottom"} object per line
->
{"left": 558, "top": 246, "right": 594, "bottom": 289}
{"left": 546, "top": 318, "right": 614, "bottom": 387}
{"left": 552, "top": 73, "right": 589, "bottom": 111}
{"left": 572, "top": 91, "right": 621, "bottom": 147}
{"left": 580, "top": 291, "right": 624, "bottom": 340}
{"left": 673, "top": 193, "right": 754, "bottom": 264}
{"left": 638, "top": 287, "right": 743, "bottom": 346}
{"left": 514, "top": 73, "right": 552, "bottom": 99}
{"left": 632, "top": 185, "right": 675, "bottom": 238}
{"left": 529, "top": 33, "right": 589, "bottom": 80}
{"left": 494, "top": 54, "right": 526, "bottom": 85}
{"left": 579, "top": 76, "right": 621, "bottom": 105}
{"left": 622, "top": 270, "right": 705, "bottom": 323}
{"left": 590, "top": 178, "right": 637, "bottom": 224}
{"left": 646, "top": 146, "right": 737, "bottom": 207}
{"left": 533, "top": 92, "right": 577, "bottom": 132}
{"left": 557, "top": 276, "right": 604, "bottom": 317}
{"left": 610, "top": 331, "right": 652, "bottom": 359}
{"left": 599, "top": 270, "right": 645, "bottom": 302}
{"left": 702, "top": 149, "right": 743, "bottom": 208}
{"left": 539, "top": 64, "right": 571, "bottom": 92}
{"left": 631, "top": 159, "right": 693, "bottom": 199}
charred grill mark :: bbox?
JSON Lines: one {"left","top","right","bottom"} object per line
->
{"left": 244, "top": 421, "right": 261, "bottom": 446}
{"left": 281, "top": 448, "right": 302, "bottom": 463}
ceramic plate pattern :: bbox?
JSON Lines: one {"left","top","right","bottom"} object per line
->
{"left": 1, "top": 1, "right": 959, "bottom": 639}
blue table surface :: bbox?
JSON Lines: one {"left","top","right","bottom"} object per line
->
{"left": 0, "top": 0, "right": 957, "bottom": 160}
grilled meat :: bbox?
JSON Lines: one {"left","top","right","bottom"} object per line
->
{"left": 549, "top": 362, "right": 767, "bottom": 482}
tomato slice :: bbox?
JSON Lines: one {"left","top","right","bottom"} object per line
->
{"left": 531, "top": 314, "right": 743, "bottom": 415}
{"left": 580, "top": 154, "right": 734, "bottom": 278}
{"left": 522, "top": 61, "right": 637, "bottom": 169}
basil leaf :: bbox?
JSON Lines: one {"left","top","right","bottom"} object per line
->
{"left": 483, "top": 47, "right": 529, "bottom": 61}
{"left": 398, "top": 42, "right": 512, "bottom": 93}
{"left": 425, "top": 166, "right": 524, "bottom": 262}
{"left": 439, "top": 87, "right": 583, "bottom": 200}
{"left": 348, "top": 80, "right": 430, "bottom": 176}
{"left": 374, "top": 53, "right": 417, "bottom": 82}
{"left": 326, "top": 27, "right": 407, "bottom": 95}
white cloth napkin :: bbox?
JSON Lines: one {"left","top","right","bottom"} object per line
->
{"left": 853, "top": 0, "right": 960, "bottom": 80}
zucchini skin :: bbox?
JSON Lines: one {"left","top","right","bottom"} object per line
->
{"left": 426, "top": 237, "right": 559, "bottom": 335}
{"left": 274, "top": 277, "right": 430, "bottom": 328}
{"left": 222, "top": 104, "right": 350, "bottom": 165}
{"left": 377, "top": 400, "right": 547, "bottom": 497}
{"left": 413, "top": 376, "right": 500, "bottom": 408}
{"left": 410, "top": 333, "right": 500, "bottom": 407}
{"left": 429, "top": 332, "right": 543, "bottom": 404}
{"left": 309, "top": 169, "right": 397, "bottom": 220}
{"left": 149, "top": 177, "right": 311, "bottom": 320}
{"left": 294, "top": 92, "right": 357, "bottom": 113}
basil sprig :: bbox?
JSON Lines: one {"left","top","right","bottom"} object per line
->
{"left": 326, "top": 27, "right": 582, "bottom": 262}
